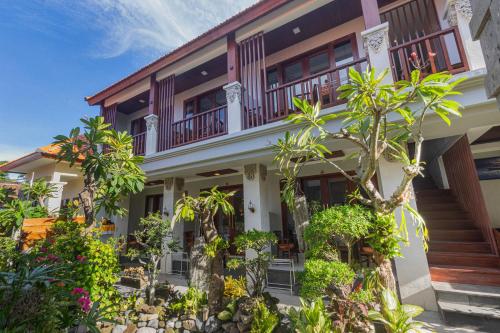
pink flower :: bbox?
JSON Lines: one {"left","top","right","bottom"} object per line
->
{"left": 35, "top": 256, "right": 47, "bottom": 263}
{"left": 40, "top": 246, "right": 47, "bottom": 253}
{"left": 411, "top": 52, "right": 417, "bottom": 59}
{"left": 47, "top": 254, "right": 59, "bottom": 262}
{"left": 71, "top": 287, "right": 89, "bottom": 297}
{"left": 78, "top": 296, "right": 92, "bottom": 313}
{"left": 76, "top": 255, "right": 87, "bottom": 263}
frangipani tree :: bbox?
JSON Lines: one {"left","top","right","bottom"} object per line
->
{"left": 173, "top": 186, "right": 235, "bottom": 313}
{"left": 274, "top": 67, "right": 464, "bottom": 290}
{"left": 54, "top": 116, "right": 145, "bottom": 226}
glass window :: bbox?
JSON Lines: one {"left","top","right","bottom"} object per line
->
{"left": 145, "top": 195, "right": 163, "bottom": 216}
{"left": 267, "top": 69, "right": 279, "bottom": 89}
{"left": 130, "top": 118, "right": 146, "bottom": 135}
{"left": 334, "top": 41, "right": 354, "bottom": 67}
{"left": 328, "top": 179, "right": 347, "bottom": 206}
{"left": 284, "top": 62, "right": 303, "bottom": 83}
{"left": 309, "top": 52, "right": 329, "bottom": 74}
{"left": 303, "top": 179, "right": 322, "bottom": 207}
{"left": 199, "top": 95, "right": 213, "bottom": 113}
{"left": 215, "top": 90, "right": 226, "bottom": 106}
{"left": 185, "top": 100, "right": 195, "bottom": 118}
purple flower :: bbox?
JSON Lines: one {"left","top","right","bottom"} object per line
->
{"left": 78, "top": 296, "right": 91, "bottom": 313}
{"left": 76, "top": 255, "right": 87, "bottom": 263}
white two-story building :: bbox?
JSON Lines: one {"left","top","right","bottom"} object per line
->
{"left": 81, "top": 0, "right": 500, "bottom": 316}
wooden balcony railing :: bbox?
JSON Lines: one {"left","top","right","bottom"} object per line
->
{"left": 171, "top": 105, "right": 227, "bottom": 147}
{"left": 132, "top": 132, "right": 146, "bottom": 156}
{"left": 389, "top": 26, "right": 468, "bottom": 81}
{"left": 263, "top": 58, "right": 368, "bottom": 124}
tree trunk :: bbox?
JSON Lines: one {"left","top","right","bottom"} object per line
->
{"left": 373, "top": 251, "right": 396, "bottom": 292}
{"left": 189, "top": 237, "right": 210, "bottom": 291}
{"left": 292, "top": 194, "right": 309, "bottom": 252}
{"left": 208, "top": 252, "right": 225, "bottom": 314}
{"left": 79, "top": 188, "right": 93, "bottom": 227}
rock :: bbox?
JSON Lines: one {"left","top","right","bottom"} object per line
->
{"left": 147, "top": 318, "right": 159, "bottom": 329}
{"left": 204, "top": 316, "right": 221, "bottom": 333}
{"left": 100, "top": 326, "right": 113, "bottom": 333}
{"left": 158, "top": 330, "right": 165, "bottom": 333}
{"left": 195, "top": 317, "right": 204, "bottom": 331}
{"left": 175, "top": 321, "right": 182, "bottom": 329}
{"left": 240, "top": 314, "right": 252, "bottom": 325}
{"left": 138, "top": 304, "right": 157, "bottom": 314}
{"left": 123, "top": 324, "right": 138, "bottom": 333}
{"left": 158, "top": 320, "right": 166, "bottom": 328}
{"left": 166, "top": 320, "right": 175, "bottom": 328}
{"left": 165, "top": 328, "right": 175, "bottom": 333}
{"left": 182, "top": 319, "right": 197, "bottom": 331}
{"left": 112, "top": 325, "right": 128, "bottom": 333}
{"left": 136, "top": 328, "right": 156, "bottom": 333}
{"left": 115, "top": 317, "right": 126, "bottom": 325}
{"left": 137, "top": 321, "right": 146, "bottom": 328}
{"left": 229, "top": 327, "right": 239, "bottom": 333}
{"left": 138, "top": 313, "right": 158, "bottom": 322}
{"left": 232, "top": 310, "right": 241, "bottom": 322}
{"left": 222, "top": 322, "right": 236, "bottom": 332}
{"left": 237, "top": 321, "right": 250, "bottom": 332}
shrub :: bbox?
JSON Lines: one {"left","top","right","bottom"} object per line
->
{"left": 289, "top": 298, "right": 333, "bottom": 333}
{"left": 224, "top": 276, "right": 247, "bottom": 299}
{"left": 39, "top": 219, "right": 121, "bottom": 312}
{"left": 300, "top": 259, "right": 355, "bottom": 300}
{"left": 366, "top": 213, "right": 404, "bottom": 260}
{"left": 308, "top": 205, "right": 372, "bottom": 265}
{"left": 227, "top": 229, "right": 277, "bottom": 297}
{"left": 0, "top": 236, "right": 17, "bottom": 271}
{"left": 169, "top": 287, "right": 207, "bottom": 315}
{"left": 250, "top": 300, "right": 279, "bottom": 333}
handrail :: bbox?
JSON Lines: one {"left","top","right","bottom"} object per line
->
{"left": 132, "top": 131, "right": 146, "bottom": 156}
{"left": 265, "top": 58, "right": 367, "bottom": 94}
{"left": 171, "top": 105, "right": 227, "bottom": 126}
{"left": 388, "top": 26, "right": 458, "bottom": 51}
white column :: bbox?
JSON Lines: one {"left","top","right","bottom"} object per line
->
{"left": 223, "top": 81, "right": 242, "bottom": 134}
{"left": 47, "top": 181, "right": 65, "bottom": 216}
{"left": 160, "top": 177, "right": 184, "bottom": 273}
{"left": 361, "top": 22, "right": 393, "bottom": 84}
{"left": 446, "top": 0, "right": 485, "bottom": 70}
{"left": 377, "top": 158, "right": 438, "bottom": 311}
{"left": 144, "top": 114, "right": 158, "bottom": 156}
{"left": 243, "top": 164, "right": 271, "bottom": 261}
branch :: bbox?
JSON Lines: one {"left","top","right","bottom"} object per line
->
{"left": 329, "top": 129, "right": 369, "bottom": 154}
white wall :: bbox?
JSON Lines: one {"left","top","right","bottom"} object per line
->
{"left": 480, "top": 179, "right": 500, "bottom": 228}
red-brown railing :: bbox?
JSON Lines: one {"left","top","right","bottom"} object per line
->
{"left": 389, "top": 26, "right": 468, "bottom": 81}
{"left": 132, "top": 132, "right": 146, "bottom": 156}
{"left": 171, "top": 105, "right": 227, "bottom": 147}
{"left": 263, "top": 58, "right": 368, "bottom": 123}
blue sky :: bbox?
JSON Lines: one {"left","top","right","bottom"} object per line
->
{"left": 0, "top": 0, "right": 256, "bottom": 161}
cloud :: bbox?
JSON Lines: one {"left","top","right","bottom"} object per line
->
{"left": 0, "top": 143, "right": 33, "bottom": 162}
{"left": 51, "top": 0, "right": 259, "bottom": 59}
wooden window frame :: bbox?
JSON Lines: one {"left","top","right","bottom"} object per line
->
{"left": 183, "top": 85, "right": 226, "bottom": 118}
{"left": 265, "top": 33, "right": 359, "bottom": 88}
{"left": 144, "top": 194, "right": 163, "bottom": 217}
{"left": 130, "top": 117, "right": 146, "bottom": 136}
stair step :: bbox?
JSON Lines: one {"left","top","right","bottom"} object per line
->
{"left": 433, "top": 281, "right": 500, "bottom": 309}
{"left": 417, "top": 202, "right": 463, "bottom": 210}
{"left": 430, "top": 229, "right": 484, "bottom": 242}
{"left": 428, "top": 252, "right": 500, "bottom": 268}
{"left": 430, "top": 265, "right": 500, "bottom": 287}
{"left": 429, "top": 241, "right": 492, "bottom": 253}
{"left": 427, "top": 220, "right": 477, "bottom": 230}
{"left": 421, "top": 210, "right": 471, "bottom": 219}
{"left": 438, "top": 301, "right": 500, "bottom": 331}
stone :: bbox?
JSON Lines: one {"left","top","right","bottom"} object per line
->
{"left": 100, "top": 326, "right": 113, "bottom": 333}
{"left": 165, "top": 328, "right": 175, "bottom": 333}
{"left": 158, "top": 330, "right": 165, "bottom": 333}
{"left": 136, "top": 328, "right": 156, "bottom": 333}
{"left": 175, "top": 321, "right": 182, "bottom": 329}
{"left": 222, "top": 322, "right": 237, "bottom": 332}
{"left": 139, "top": 313, "right": 158, "bottom": 322}
{"left": 204, "top": 316, "right": 221, "bottom": 333}
{"left": 195, "top": 317, "right": 204, "bottom": 330}
{"left": 112, "top": 325, "right": 128, "bottom": 333}
{"left": 123, "top": 324, "right": 138, "bottom": 333}
{"left": 166, "top": 320, "right": 175, "bottom": 328}
{"left": 137, "top": 322, "right": 146, "bottom": 328}
{"left": 147, "top": 318, "right": 159, "bottom": 329}
{"left": 139, "top": 304, "right": 157, "bottom": 314}
{"left": 159, "top": 320, "right": 166, "bottom": 328}
{"left": 237, "top": 321, "right": 250, "bottom": 332}
{"left": 182, "top": 319, "right": 197, "bottom": 331}
{"left": 240, "top": 314, "right": 252, "bottom": 325}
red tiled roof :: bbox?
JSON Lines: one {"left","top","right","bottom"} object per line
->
{"left": 85, "top": 0, "right": 292, "bottom": 106}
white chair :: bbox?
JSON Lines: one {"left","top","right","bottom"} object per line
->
{"left": 266, "top": 258, "right": 296, "bottom": 295}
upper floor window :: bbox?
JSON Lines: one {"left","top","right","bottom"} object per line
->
{"left": 184, "top": 87, "right": 226, "bottom": 117}
{"left": 130, "top": 117, "right": 146, "bottom": 135}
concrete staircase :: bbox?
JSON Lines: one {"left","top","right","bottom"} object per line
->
{"left": 413, "top": 176, "right": 500, "bottom": 287}
{"left": 433, "top": 282, "right": 500, "bottom": 332}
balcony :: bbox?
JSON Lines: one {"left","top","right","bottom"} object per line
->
{"left": 132, "top": 132, "right": 146, "bottom": 156}
{"left": 171, "top": 105, "right": 227, "bottom": 147}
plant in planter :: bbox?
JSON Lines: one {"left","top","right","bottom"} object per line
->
{"left": 169, "top": 287, "right": 208, "bottom": 316}
{"left": 227, "top": 229, "right": 277, "bottom": 297}
{"left": 127, "top": 212, "right": 179, "bottom": 305}
{"left": 307, "top": 204, "right": 371, "bottom": 266}
{"left": 173, "top": 186, "right": 235, "bottom": 314}
{"left": 368, "top": 289, "right": 426, "bottom": 333}
{"left": 274, "top": 67, "right": 464, "bottom": 290}
{"left": 121, "top": 266, "right": 148, "bottom": 289}
{"left": 250, "top": 300, "right": 279, "bottom": 333}
{"left": 300, "top": 259, "right": 355, "bottom": 300}
{"left": 224, "top": 276, "right": 247, "bottom": 299}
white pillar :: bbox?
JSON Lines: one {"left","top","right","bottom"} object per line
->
{"left": 377, "top": 158, "right": 438, "bottom": 311}
{"left": 361, "top": 22, "right": 393, "bottom": 84}
{"left": 160, "top": 177, "right": 184, "bottom": 273}
{"left": 243, "top": 164, "right": 271, "bottom": 263}
{"left": 223, "top": 81, "right": 242, "bottom": 134}
{"left": 47, "top": 181, "right": 65, "bottom": 216}
{"left": 446, "top": 0, "right": 485, "bottom": 70}
{"left": 144, "top": 114, "right": 158, "bottom": 156}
